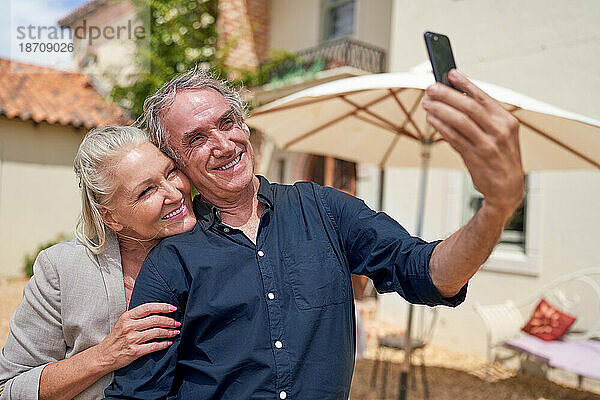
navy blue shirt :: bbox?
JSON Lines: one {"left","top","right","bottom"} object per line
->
{"left": 104, "top": 176, "right": 467, "bottom": 400}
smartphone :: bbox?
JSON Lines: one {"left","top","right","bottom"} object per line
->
{"left": 424, "top": 31, "right": 457, "bottom": 89}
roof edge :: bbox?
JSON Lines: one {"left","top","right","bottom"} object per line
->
{"left": 58, "top": 0, "right": 109, "bottom": 27}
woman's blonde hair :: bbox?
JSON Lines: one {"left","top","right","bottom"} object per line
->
{"left": 73, "top": 126, "right": 150, "bottom": 254}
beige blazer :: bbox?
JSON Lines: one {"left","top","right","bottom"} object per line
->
{"left": 0, "top": 230, "right": 126, "bottom": 400}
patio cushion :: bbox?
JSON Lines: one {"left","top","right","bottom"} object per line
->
{"left": 505, "top": 335, "right": 600, "bottom": 380}
{"left": 522, "top": 298, "right": 576, "bottom": 341}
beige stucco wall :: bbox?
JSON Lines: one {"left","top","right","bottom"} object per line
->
{"left": 269, "top": 0, "right": 392, "bottom": 56}
{"left": 269, "top": 0, "right": 320, "bottom": 51}
{"left": 0, "top": 119, "right": 84, "bottom": 277}
{"left": 388, "top": 0, "right": 600, "bottom": 119}
{"left": 67, "top": 0, "right": 140, "bottom": 92}
{"left": 376, "top": 0, "right": 600, "bottom": 363}
{"left": 377, "top": 170, "right": 600, "bottom": 358}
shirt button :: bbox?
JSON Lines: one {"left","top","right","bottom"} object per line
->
{"left": 257, "top": 250, "right": 264, "bottom": 257}
{"left": 267, "top": 292, "right": 275, "bottom": 300}
{"left": 223, "top": 227, "right": 230, "bottom": 233}
{"left": 279, "top": 391, "right": 287, "bottom": 399}
{"left": 274, "top": 340, "right": 283, "bottom": 349}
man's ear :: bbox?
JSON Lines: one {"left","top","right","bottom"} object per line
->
{"left": 99, "top": 207, "right": 123, "bottom": 232}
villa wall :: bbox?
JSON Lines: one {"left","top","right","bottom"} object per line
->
{"left": 0, "top": 118, "right": 83, "bottom": 276}
{"left": 375, "top": 0, "right": 600, "bottom": 359}
{"left": 269, "top": 0, "right": 392, "bottom": 56}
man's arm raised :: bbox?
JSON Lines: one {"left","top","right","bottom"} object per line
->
{"left": 421, "top": 69, "right": 525, "bottom": 297}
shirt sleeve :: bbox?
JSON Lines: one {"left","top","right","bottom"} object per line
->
{"left": 103, "top": 252, "right": 185, "bottom": 400}
{"left": 318, "top": 185, "right": 467, "bottom": 307}
{"left": 0, "top": 250, "right": 66, "bottom": 400}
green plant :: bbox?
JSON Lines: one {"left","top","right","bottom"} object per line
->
{"left": 111, "top": 0, "right": 222, "bottom": 118}
{"left": 235, "top": 49, "right": 304, "bottom": 88}
{"left": 23, "top": 234, "right": 69, "bottom": 277}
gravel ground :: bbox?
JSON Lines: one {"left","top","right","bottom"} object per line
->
{"left": 1, "top": 278, "right": 599, "bottom": 399}
{"left": 351, "top": 359, "right": 600, "bottom": 400}
{"left": 0, "top": 276, "right": 28, "bottom": 345}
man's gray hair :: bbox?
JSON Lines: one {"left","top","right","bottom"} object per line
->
{"left": 140, "top": 65, "right": 247, "bottom": 164}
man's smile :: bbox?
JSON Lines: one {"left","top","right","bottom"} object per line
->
{"left": 214, "top": 153, "right": 242, "bottom": 171}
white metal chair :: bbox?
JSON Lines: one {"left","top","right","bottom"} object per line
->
{"left": 474, "top": 267, "right": 600, "bottom": 380}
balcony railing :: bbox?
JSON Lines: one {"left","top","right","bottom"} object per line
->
{"left": 263, "top": 38, "right": 386, "bottom": 85}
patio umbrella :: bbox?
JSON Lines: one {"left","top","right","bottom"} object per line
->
{"left": 246, "top": 72, "right": 600, "bottom": 399}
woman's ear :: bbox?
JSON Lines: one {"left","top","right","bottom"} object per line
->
{"left": 100, "top": 207, "right": 123, "bottom": 232}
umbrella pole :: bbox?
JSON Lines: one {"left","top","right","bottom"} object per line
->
{"left": 378, "top": 168, "right": 385, "bottom": 211}
{"left": 399, "top": 140, "right": 432, "bottom": 400}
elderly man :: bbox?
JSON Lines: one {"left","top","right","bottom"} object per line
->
{"left": 104, "top": 67, "right": 523, "bottom": 399}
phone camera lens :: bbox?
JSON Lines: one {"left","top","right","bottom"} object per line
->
{"left": 433, "top": 35, "right": 438, "bottom": 41}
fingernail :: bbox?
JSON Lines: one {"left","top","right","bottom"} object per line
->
{"left": 421, "top": 98, "right": 431, "bottom": 108}
{"left": 175, "top": 321, "right": 181, "bottom": 328}
{"left": 169, "top": 306, "right": 177, "bottom": 312}
{"left": 167, "top": 341, "right": 173, "bottom": 345}
{"left": 173, "top": 330, "right": 180, "bottom": 335}
{"left": 426, "top": 84, "right": 437, "bottom": 94}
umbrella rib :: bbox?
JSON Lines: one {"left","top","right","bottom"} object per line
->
{"left": 282, "top": 92, "right": 394, "bottom": 149}
{"left": 342, "top": 87, "right": 421, "bottom": 141}
{"left": 379, "top": 135, "right": 401, "bottom": 168}
{"left": 353, "top": 114, "right": 398, "bottom": 134}
{"left": 353, "top": 114, "right": 420, "bottom": 141}
{"left": 251, "top": 90, "right": 372, "bottom": 117}
{"left": 340, "top": 96, "right": 408, "bottom": 137}
{"left": 388, "top": 89, "right": 425, "bottom": 139}
{"left": 378, "top": 92, "right": 427, "bottom": 166}
{"left": 511, "top": 113, "right": 600, "bottom": 169}
{"left": 401, "top": 90, "right": 428, "bottom": 138}
{"left": 350, "top": 114, "right": 417, "bottom": 167}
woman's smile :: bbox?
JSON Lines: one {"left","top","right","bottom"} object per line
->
{"left": 162, "top": 199, "right": 187, "bottom": 220}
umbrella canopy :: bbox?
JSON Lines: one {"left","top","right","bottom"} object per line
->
{"left": 247, "top": 72, "right": 600, "bottom": 171}
{"left": 247, "top": 71, "right": 600, "bottom": 400}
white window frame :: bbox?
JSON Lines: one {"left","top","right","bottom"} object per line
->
{"left": 459, "top": 172, "right": 542, "bottom": 276}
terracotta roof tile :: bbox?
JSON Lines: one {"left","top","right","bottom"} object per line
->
{"left": 0, "top": 58, "right": 132, "bottom": 128}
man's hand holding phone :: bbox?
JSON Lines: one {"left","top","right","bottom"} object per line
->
{"left": 422, "top": 35, "right": 524, "bottom": 221}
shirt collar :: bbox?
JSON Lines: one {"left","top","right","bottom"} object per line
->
{"left": 192, "top": 195, "right": 220, "bottom": 230}
{"left": 256, "top": 175, "right": 274, "bottom": 209}
{"left": 192, "top": 175, "right": 274, "bottom": 230}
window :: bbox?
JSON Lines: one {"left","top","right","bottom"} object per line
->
{"left": 462, "top": 173, "right": 542, "bottom": 275}
{"left": 305, "top": 155, "right": 356, "bottom": 195}
{"left": 322, "top": 0, "right": 355, "bottom": 41}
{"left": 463, "top": 175, "right": 527, "bottom": 252}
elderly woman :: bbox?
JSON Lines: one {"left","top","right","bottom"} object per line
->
{"left": 0, "top": 126, "right": 197, "bottom": 399}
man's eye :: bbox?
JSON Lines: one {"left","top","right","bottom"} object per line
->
{"left": 189, "top": 135, "right": 205, "bottom": 146}
{"left": 221, "top": 119, "right": 234, "bottom": 129}
{"left": 167, "top": 167, "right": 178, "bottom": 178}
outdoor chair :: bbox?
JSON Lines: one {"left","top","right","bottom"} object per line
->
{"left": 370, "top": 306, "right": 438, "bottom": 400}
{"left": 474, "top": 267, "right": 600, "bottom": 384}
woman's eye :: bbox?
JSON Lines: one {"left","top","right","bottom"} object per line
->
{"left": 168, "top": 167, "right": 178, "bottom": 178}
{"left": 138, "top": 186, "right": 153, "bottom": 199}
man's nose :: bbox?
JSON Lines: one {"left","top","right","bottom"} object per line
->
{"left": 212, "top": 132, "right": 236, "bottom": 158}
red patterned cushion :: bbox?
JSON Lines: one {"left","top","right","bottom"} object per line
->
{"left": 522, "top": 298, "right": 577, "bottom": 341}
